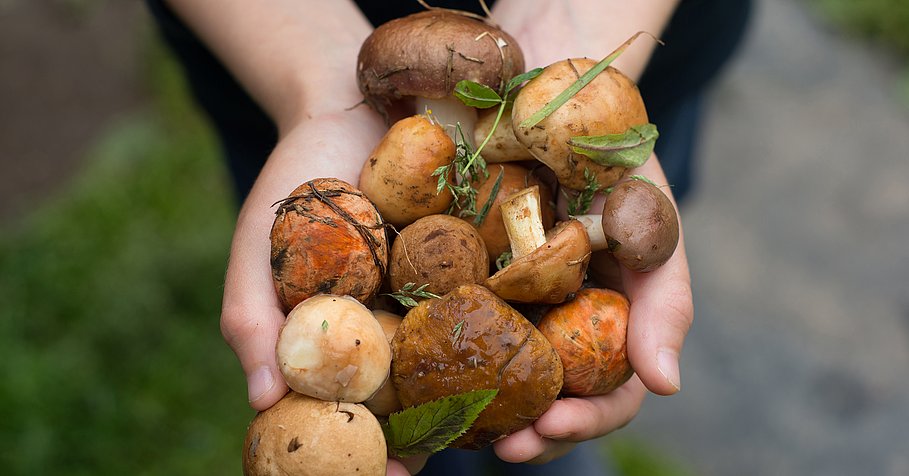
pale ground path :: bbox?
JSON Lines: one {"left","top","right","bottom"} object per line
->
{"left": 624, "top": 0, "right": 909, "bottom": 475}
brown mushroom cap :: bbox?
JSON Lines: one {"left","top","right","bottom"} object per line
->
{"left": 357, "top": 11, "right": 525, "bottom": 116}
{"left": 388, "top": 214, "right": 489, "bottom": 297}
{"left": 511, "top": 59, "right": 649, "bottom": 190}
{"left": 270, "top": 178, "right": 388, "bottom": 312}
{"left": 391, "top": 284, "right": 562, "bottom": 450}
{"left": 243, "top": 392, "right": 387, "bottom": 476}
{"left": 485, "top": 219, "right": 591, "bottom": 304}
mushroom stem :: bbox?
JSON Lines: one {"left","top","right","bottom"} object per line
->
{"left": 416, "top": 96, "right": 477, "bottom": 146}
{"left": 571, "top": 214, "right": 609, "bottom": 251}
{"left": 500, "top": 186, "right": 547, "bottom": 259}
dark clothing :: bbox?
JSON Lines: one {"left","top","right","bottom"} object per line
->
{"left": 145, "top": 1, "right": 750, "bottom": 473}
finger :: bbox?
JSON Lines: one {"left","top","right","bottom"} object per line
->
{"left": 492, "top": 425, "right": 576, "bottom": 465}
{"left": 387, "top": 455, "right": 428, "bottom": 475}
{"left": 221, "top": 203, "right": 290, "bottom": 411}
{"left": 533, "top": 375, "right": 647, "bottom": 441}
{"left": 622, "top": 156, "right": 693, "bottom": 395}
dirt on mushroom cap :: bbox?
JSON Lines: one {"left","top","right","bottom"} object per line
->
{"left": 511, "top": 60, "right": 649, "bottom": 191}
{"left": 270, "top": 178, "right": 388, "bottom": 312}
{"left": 243, "top": 392, "right": 386, "bottom": 476}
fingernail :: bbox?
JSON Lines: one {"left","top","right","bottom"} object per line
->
{"left": 657, "top": 350, "right": 681, "bottom": 393}
{"left": 248, "top": 365, "right": 276, "bottom": 403}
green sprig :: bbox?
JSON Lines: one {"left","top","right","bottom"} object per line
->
{"left": 384, "top": 282, "right": 441, "bottom": 309}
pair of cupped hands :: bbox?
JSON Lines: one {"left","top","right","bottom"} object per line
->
{"left": 220, "top": 21, "right": 693, "bottom": 476}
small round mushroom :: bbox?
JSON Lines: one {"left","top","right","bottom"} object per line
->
{"left": 358, "top": 115, "right": 456, "bottom": 228}
{"left": 511, "top": 59, "right": 649, "bottom": 190}
{"left": 391, "top": 284, "right": 563, "bottom": 449}
{"left": 357, "top": 10, "right": 524, "bottom": 141}
{"left": 537, "top": 288, "right": 634, "bottom": 397}
{"left": 276, "top": 295, "right": 391, "bottom": 403}
{"left": 270, "top": 178, "right": 388, "bottom": 312}
{"left": 483, "top": 186, "right": 591, "bottom": 304}
{"left": 243, "top": 392, "right": 386, "bottom": 476}
{"left": 572, "top": 178, "right": 680, "bottom": 272}
{"left": 460, "top": 163, "right": 556, "bottom": 262}
{"left": 363, "top": 310, "right": 403, "bottom": 416}
{"left": 388, "top": 214, "right": 489, "bottom": 297}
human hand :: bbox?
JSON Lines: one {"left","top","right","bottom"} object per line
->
{"left": 219, "top": 107, "right": 386, "bottom": 411}
{"left": 494, "top": 155, "right": 693, "bottom": 464}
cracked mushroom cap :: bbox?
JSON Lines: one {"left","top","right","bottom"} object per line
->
{"left": 357, "top": 10, "right": 525, "bottom": 116}
{"left": 391, "top": 284, "right": 562, "bottom": 450}
{"left": 484, "top": 219, "right": 591, "bottom": 304}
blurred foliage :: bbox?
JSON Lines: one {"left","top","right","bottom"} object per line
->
{"left": 606, "top": 438, "right": 696, "bottom": 476}
{"left": 811, "top": 0, "right": 909, "bottom": 57}
{"left": 0, "top": 36, "right": 251, "bottom": 475}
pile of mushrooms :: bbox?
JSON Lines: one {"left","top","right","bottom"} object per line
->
{"left": 244, "top": 7, "right": 681, "bottom": 474}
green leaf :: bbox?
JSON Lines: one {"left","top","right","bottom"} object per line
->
{"left": 504, "top": 68, "right": 544, "bottom": 96}
{"left": 518, "top": 31, "right": 655, "bottom": 129}
{"left": 473, "top": 166, "right": 505, "bottom": 226}
{"left": 321, "top": 320, "right": 328, "bottom": 332}
{"left": 383, "top": 389, "right": 498, "bottom": 457}
{"left": 453, "top": 80, "right": 502, "bottom": 108}
{"left": 568, "top": 124, "right": 659, "bottom": 168}
{"left": 628, "top": 174, "right": 658, "bottom": 187}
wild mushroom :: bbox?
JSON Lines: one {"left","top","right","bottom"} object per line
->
{"left": 483, "top": 186, "right": 591, "bottom": 304}
{"left": 472, "top": 105, "right": 535, "bottom": 163}
{"left": 572, "top": 178, "right": 680, "bottom": 272}
{"left": 243, "top": 392, "right": 387, "bottom": 476}
{"left": 270, "top": 178, "right": 388, "bottom": 312}
{"left": 276, "top": 294, "right": 391, "bottom": 403}
{"left": 388, "top": 214, "right": 489, "bottom": 297}
{"left": 358, "top": 115, "right": 456, "bottom": 228}
{"left": 459, "top": 163, "right": 556, "bottom": 262}
{"left": 511, "top": 59, "right": 649, "bottom": 191}
{"left": 357, "top": 10, "right": 524, "bottom": 143}
{"left": 537, "top": 288, "right": 634, "bottom": 397}
{"left": 363, "top": 310, "right": 404, "bottom": 416}
{"left": 391, "top": 284, "right": 562, "bottom": 449}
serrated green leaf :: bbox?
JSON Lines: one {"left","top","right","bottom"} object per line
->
{"left": 453, "top": 80, "right": 502, "bottom": 108}
{"left": 383, "top": 389, "right": 498, "bottom": 457}
{"left": 568, "top": 124, "right": 659, "bottom": 168}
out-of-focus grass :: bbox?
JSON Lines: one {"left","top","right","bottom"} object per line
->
{"left": 606, "top": 438, "right": 695, "bottom": 476}
{"left": 811, "top": 0, "right": 909, "bottom": 57}
{"left": 0, "top": 38, "right": 251, "bottom": 474}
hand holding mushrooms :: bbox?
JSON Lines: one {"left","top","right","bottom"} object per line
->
{"left": 166, "top": 0, "right": 692, "bottom": 473}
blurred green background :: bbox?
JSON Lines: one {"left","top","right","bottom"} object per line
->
{"left": 1, "top": 0, "right": 906, "bottom": 475}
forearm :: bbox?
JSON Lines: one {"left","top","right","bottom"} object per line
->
{"left": 492, "top": 0, "right": 680, "bottom": 80}
{"left": 164, "top": 0, "right": 373, "bottom": 132}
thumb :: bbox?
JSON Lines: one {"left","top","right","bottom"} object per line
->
{"left": 220, "top": 211, "right": 290, "bottom": 411}
{"left": 623, "top": 236, "right": 692, "bottom": 395}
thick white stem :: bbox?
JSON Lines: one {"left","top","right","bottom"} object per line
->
{"left": 500, "top": 186, "right": 547, "bottom": 259}
{"left": 415, "top": 96, "right": 477, "bottom": 146}
{"left": 572, "top": 214, "right": 608, "bottom": 251}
